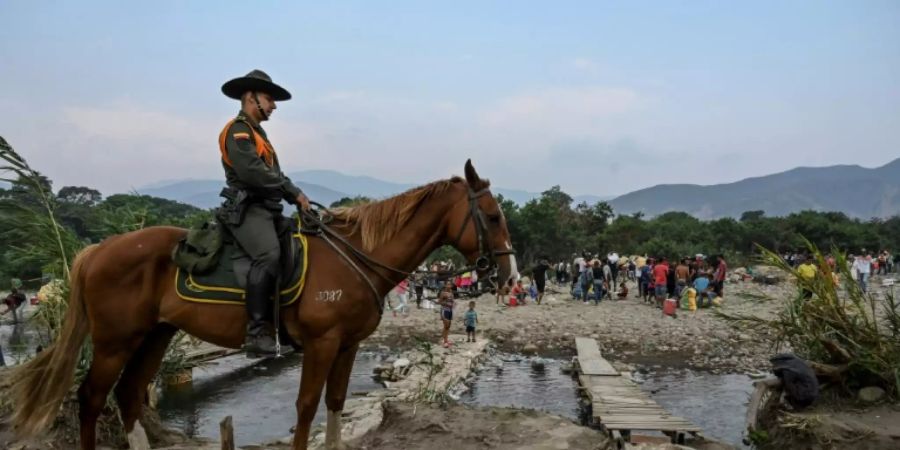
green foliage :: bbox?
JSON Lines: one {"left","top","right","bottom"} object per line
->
{"left": 329, "top": 195, "right": 373, "bottom": 208}
{"left": 747, "top": 428, "right": 770, "bottom": 446}
{"left": 0, "top": 138, "right": 209, "bottom": 281}
{"left": 412, "top": 338, "right": 452, "bottom": 406}
{"left": 498, "top": 184, "right": 900, "bottom": 266}
{"left": 720, "top": 240, "right": 900, "bottom": 398}
{"left": 505, "top": 186, "right": 613, "bottom": 262}
{"left": 425, "top": 245, "right": 466, "bottom": 267}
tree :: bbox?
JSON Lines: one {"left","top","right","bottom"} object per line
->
{"left": 740, "top": 210, "right": 766, "bottom": 222}
{"left": 57, "top": 186, "right": 102, "bottom": 206}
{"left": 330, "top": 196, "right": 373, "bottom": 208}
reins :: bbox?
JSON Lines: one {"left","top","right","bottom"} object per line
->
{"left": 298, "top": 186, "right": 515, "bottom": 316}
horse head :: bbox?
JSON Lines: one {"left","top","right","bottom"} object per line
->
{"left": 446, "top": 159, "right": 518, "bottom": 293}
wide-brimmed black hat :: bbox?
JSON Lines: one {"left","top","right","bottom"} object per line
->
{"left": 221, "top": 70, "right": 292, "bottom": 101}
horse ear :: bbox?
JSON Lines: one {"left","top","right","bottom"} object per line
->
{"left": 464, "top": 159, "right": 482, "bottom": 187}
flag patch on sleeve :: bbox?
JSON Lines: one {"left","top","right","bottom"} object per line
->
{"left": 233, "top": 132, "right": 250, "bottom": 140}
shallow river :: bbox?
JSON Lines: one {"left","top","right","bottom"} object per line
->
{"left": 157, "top": 352, "right": 384, "bottom": 447}
{"left": 460, "top": 353, "right": 754, "bottom": 448}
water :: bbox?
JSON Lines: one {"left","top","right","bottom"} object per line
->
{"left": 0, "top": 304, "right": 44, "bottom": 366}
{"left": 460, "top": 353, "right": 591, "bottom": 424}
{"left": 635, "top": 370, "right": 753, "bottom": 447}
{"left": 461, "top": 353, "right": 754, "bottom": 448}
{"left": 157, "top": 351, "right": 384, "bottom": 447}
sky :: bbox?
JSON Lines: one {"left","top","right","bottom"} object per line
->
{"left": 1, "top": 0, "right": 899, "bottom": 198}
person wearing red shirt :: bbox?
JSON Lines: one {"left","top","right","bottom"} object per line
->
{"left": 653, "top": 258, "right": 670, "bottom": 308}
{"left": 713, "top": 255, "right": 727, "bottom": 297}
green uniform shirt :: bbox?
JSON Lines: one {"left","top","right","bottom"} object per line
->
{"left": 221, "top": 111, "right": 303, "bottom": 203}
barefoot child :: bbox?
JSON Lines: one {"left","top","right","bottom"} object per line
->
{"left": 464, "top": 301, "right": 478, "bottom": 342}
{"left": 616, "top": 281, "right": 628, "bottom": 299}
{"left": 439, "top": 281, "right": 455, "bottom": 347}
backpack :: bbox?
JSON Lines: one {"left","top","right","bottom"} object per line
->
{"left": 171, "top": 221, "right": 225, "bottom": 275}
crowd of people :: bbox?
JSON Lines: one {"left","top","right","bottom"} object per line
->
{"left": 395, "top": 248, "right": 898, "bottom": 346}
{"left": 789, "top": 249, "right": 895, "bottom": 294}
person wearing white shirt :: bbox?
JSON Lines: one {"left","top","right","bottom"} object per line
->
{"left": 852, "top": 254, "right": 872, "bottom": 293}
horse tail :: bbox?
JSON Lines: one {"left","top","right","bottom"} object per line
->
{"left": 10, "top": 244, "right": 99, "bottom": 436}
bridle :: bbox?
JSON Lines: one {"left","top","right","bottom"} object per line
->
{"left": 450, "top": 187, "right": 516, "bottom": 273}
{"left": 300, "top": 185, "right": 516, "bottom": 315}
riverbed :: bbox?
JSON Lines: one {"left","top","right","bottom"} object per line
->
{"left": 157, "top": 351, "right": 384, "bottom": 447}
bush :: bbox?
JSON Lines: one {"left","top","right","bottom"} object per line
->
{"left": 721, "top": 239, "right": 900, "bottom": 398}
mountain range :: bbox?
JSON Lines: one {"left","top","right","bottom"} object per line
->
{"left": 135, "top": 159, "right": 900, "bottom": 219}
{"left": 136, "top": 170, "right": 612, "bottom": 210}
{"left": 609, "top": 159, "right": 900, "bottom": 219}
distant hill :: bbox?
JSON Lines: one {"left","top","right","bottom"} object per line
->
{"left": 290, "top": 170, "right": 572, "bottom": 205}
{"left": 135, "top": 169, "right": 613, "bottom": 209}
{"left": 138, "top": 179, "right": 349, "bottom": 209}
{"left": 609, "top": 159, "right": 900, "bottom": 219}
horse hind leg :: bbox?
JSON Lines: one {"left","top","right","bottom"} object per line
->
{"left": 114, "top": 324, "right": 178, "bottom": 450}
{"left": 78, "top": 346, "right": 135, "bottom": 450}
{"left": 324, "top": 344, "right": 360, "bottom": 450}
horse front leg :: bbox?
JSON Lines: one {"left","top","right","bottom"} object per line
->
{"left": 292, "top": 336, "right": 340, "bottom": 450}
{"left": 324, "top": 343, "right": 360, "bottom": 450}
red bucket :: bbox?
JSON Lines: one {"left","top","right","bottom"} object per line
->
{"left": 663, "top": 298, "right": 678, "bottom": 317}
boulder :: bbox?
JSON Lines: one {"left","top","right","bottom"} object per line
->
{"left": 858, "top": 386, "right": 886, "bottom": 403}
{"left": 522, "top": 343, "right": 539, "bottom": 354}
{"left": 392, "top": 358, "right": 411, "bottom": 369}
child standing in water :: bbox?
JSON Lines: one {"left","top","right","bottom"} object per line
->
{"left": 439, "top": 281, "right": 455, "bottom": 347}
{"left": 464, "top": 301, "right": 478, "bottom": 342}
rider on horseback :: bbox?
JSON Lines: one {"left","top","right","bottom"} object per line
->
{"left": 219, "top": 70, "right": 310, "bottom": 357}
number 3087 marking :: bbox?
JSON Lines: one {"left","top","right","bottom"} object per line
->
{"left": 316, "top": 290, "right": 343, "bottom": 302}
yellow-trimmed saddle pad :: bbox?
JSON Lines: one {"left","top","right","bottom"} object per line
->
{"left": 176, "top": 233, "right": 308, "bottom": 306}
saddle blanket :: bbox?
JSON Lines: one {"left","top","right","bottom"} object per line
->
{"left": 175, "top": 233, "right": 308, "bottom": 306}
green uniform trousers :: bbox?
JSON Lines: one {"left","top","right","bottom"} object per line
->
{"left": 230, "top": 203, "right": 281, "bottom": 277}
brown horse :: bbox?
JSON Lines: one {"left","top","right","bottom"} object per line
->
{"left": 10, "top": 160, "right": 517, "bottom": 450}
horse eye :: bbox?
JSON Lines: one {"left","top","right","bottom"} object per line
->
{"left": 487, "top": 214, "right": 501, "bottom": 223}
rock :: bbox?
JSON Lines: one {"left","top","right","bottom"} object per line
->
{"left": 531, "top": 359, "right": 546, "bottom": 370}
{"left": 858, "top": 386, "right": 886, "bottom": 403}
{"left": 522, "top": 343, "right": 538, "bottom": 354}
{"left": 392, "top": 358, "right": 411, "bottom": 369}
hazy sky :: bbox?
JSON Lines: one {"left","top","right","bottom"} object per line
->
{"left": 2, "top": 1, "right": 898, "bottom": 197}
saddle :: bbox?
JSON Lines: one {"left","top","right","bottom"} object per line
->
{"left": 171, "top": 217, "right": 308, "bottom": 306}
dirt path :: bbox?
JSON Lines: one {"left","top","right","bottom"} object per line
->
{"left": 349, "top": 402, "right": 610, "bottom": 450}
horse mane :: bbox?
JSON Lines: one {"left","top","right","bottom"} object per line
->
{"left": 328, "top": 176, "right": 472, "bottom": 251}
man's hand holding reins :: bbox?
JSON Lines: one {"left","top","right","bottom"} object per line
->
{"left": 296, "top": 193, "right": 311, "bottom": 211}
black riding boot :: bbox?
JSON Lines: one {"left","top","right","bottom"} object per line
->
{"left": 243, "top": 267, "right": 278, "bottom": 358}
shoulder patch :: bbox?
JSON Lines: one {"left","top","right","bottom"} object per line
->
{"left": 233, "top": 132, "right": 250, "bottom": 140}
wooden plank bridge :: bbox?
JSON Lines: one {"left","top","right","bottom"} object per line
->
{"left": 574, "top": 337, "right": 702, "bottom": 448}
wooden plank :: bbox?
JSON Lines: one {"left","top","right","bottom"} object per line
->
{"left": 575, "top": 337, "right": 602, "bottom": 357}
{"left": 606, "top": 425, "right": 703, "bottom": 432}
{"left": 575, "top": 337, "right": 619, "bottom": 375}
{"left": 580, "top": 358, "right": 618, "bottom": 376}
{"left": 220, "top": 416, "right": 235, "bottom": 450}
{"left": 600, "top": 415, "right": 690, "bottom": 422}
{"left": 603, "top": 420, "right": 701, "bottom": 428}
{"left": 597, "top": 408, "right": 672, "bottom": 414}
{"left": 574, "top": 337, "right": 703, "bottom": 435}
{"left": 604, "top": 423, "right": 702, "bottom": 432}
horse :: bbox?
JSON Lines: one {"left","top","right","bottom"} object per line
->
{"left": 9, "top": 160, "right": 517, "bottom": 450}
